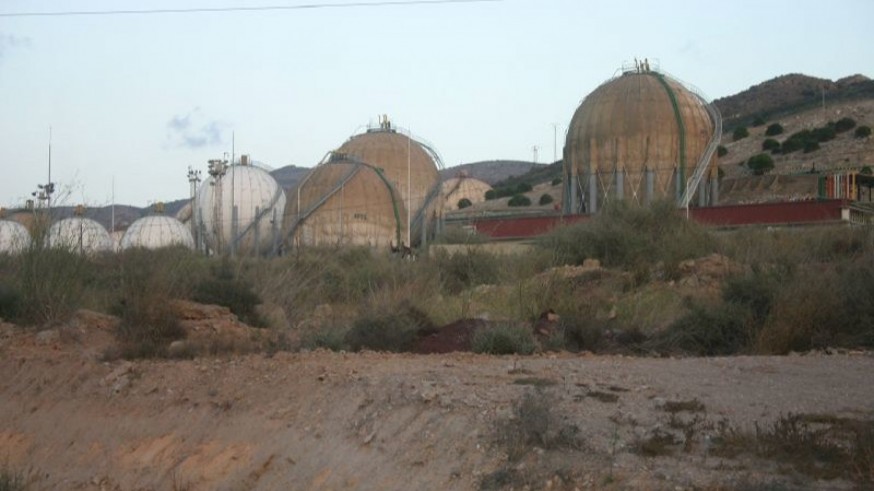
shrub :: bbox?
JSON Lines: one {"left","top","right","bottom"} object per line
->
{"left": 834, "top": 117, "right": 857, "bottom": 133}
{"left": 111, "top": 249, "right": 203, "bottom": 358}
{"left": 747, "top": 153, "right": 775, "bottom": 175}
{"left": 0, "top": 282, "right": 22, "bottom": 322}
{"left": 507, "top": 194, "right": 531, "bottom": 207}
{"left": 803, "top": 140, "right": 820, "bottom": 153}
{"left": 435, "top": 248, "right": 501, "bottom": 294}
{"left": 812, "top": 125, "right": 836, "bottom": 142}
{"left": 650, "top": 302, "right": 754, "bottom": 356}
{"left": 193, "top": 277, "right": 262, "bottom": 326}
{"left": 717, "top": 145, "right": 728, "bottom": 157}
{"left": 515, "top": 182, "right": 533, "bottom": 193}
{"left": 344, "top": 307, "right": 432, "bottom": 352}
{"left": 539, "top": 200, "right": 714, "bottom": 271}
{"left": 862, "top": 166, "right": 873, "bottom": 175}
{"left": 13, "top": 247, "right": 94, "bottom": 325}
{"left": 733, "top": 126, "right": 749, "bottom": 141}
{"left": 762, "top": 138, "right": 780, "bottom": 152}
{"left": 765, "top": 123, "right": 784, "bottom": 136}
{"left": 457, "top": 198, "right": 472, "bottom": 209}
{"left": 551, "top": 177, "right": 562, "bottom": 186}
{"left": 484, "top": 189, "right": 497, "bottom": 200}
{"left": 472, "top": 324, "right": 536, "bottom": 355}
{"left": 0, "top": 465, "right": 27, "bottom": 491}
{"left": 538, "top": 193, "right": 553, "bottom": 205}
{"left": 856, "top": 126, "right": 872, "bottom": 138}
{"left": 752, "top": 116, "right": 766, "bottom": 127}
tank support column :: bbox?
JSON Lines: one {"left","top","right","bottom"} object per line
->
{"left": 588, "top": 172, "right": 598, "bottom": 214}
{"left": 645, "top": 168, "right": 654, "bottom": 206}
{"left": 698, "top": 178, "right": 707, "bottom": 207}
{"left": 615, "top": 169, "right": 624, "bottom": 201}
{"left": 710, "top": 176, "right": 719, "bottom": 206}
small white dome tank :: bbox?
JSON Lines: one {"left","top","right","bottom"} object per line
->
{"left": 47, "top": 217, "right": 113, "bottom": 254}
{"left": 196, "top": 162, "right": 287, "bottom": 255}
{"left": 120, "top": 216, "right": 195, "bottom": 250}
{"left": 0, "top": 219, "right": 31, "bottom": 254}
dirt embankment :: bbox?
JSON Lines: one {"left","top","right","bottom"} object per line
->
{"left": 2, "top": 318, "right": 874, "bottom": 491}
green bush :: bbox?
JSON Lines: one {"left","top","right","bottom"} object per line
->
{"left": 13, "top": 247, "right": 94, "bottom": 325}
{"left": 515, "top": 182, "right": 533, "bottom": 193}
{"left": 765, "top": 123, "right": 784, "bottom": 136}
{"left": 861, "top": 166, "right": 873, "bottom": 175}
{"left": 112, "top": 248, "right": 203, "bottom": 358}
{"left": 551, "top": 177, "right": 562, "bottom": 186}
{"left": 344, "top": 307, "right": 432, "bottom": 352}
{"left": 0, "top": 282, "right": 22, "bottom": 322}
{"left": 856, "top": 126, "right": 872, "bottom": 138}
{"left": 747, "top": 153, "right": 775, "bottom": 175}
{"left": 508, "top": 194, "right": 531, "bottom": 207}
{"left": 834, "top": 117, "right": 857, "bottom": 133}
{"left": 752, "top": 116, "right": 766, "bottom": 127}
{"left": 435, "top": 248, "right": 501, "bottom": 294}
{"left": 812, "top": 125, "right": 836, "bottom": 142}
{"left": 733, "top": 126, "right": 749, "bottom": 141}
{"left": 457, "top": 198, "right": 472, "bottom": 209}
{"left": 485, "top": 189, "right": 497, "bottom": 200}
{"left": 717, "top": 145, "right": 728, "bottom": 157}
{"left": 762, "top": 138, "right": 780, "bottom": 152}
{"left": 472, "top": 323, "right": 536, "bottom": 355}
{"left": 192, "top": 276, "right": 263, "bottom": 327}
{"left": 803, "top": 140, "right": 821, "bottom": 153}
{"left": 538, "top": 193, "right": 554, "bottom": 205}
{"left": 651, "top": 302, "right": 755, "bottom": 356}
{"left": 539, "top": 200, "right": 714, "bottom": 272}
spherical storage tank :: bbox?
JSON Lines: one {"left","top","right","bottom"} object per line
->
{"left": 441, "top": 175, "right": 493, "bottom": 211}
{"left": 0, "top": 219, "right": 31, "bottom": 254}
{"left": 196, "top": 161, "right": 286, "bottom": 255}
{"left": 120, "top": 215, "right": 195, "bottom": 250}
{"left": 563, "top": 62, "right": 721, "bottom": 214}
{"left": 284, "top": 153, "right": 408, "bottom": 248}
{"left": 335, "top": 117, "right": 441, "bottom": 245}
{"left": 47, "top": 217, "right": 113, "bottom": 254}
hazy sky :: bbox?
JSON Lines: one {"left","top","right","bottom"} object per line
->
{"left": 1, "top": 0, "right": 872, "bottom": 208}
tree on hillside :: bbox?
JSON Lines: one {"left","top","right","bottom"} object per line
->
{"left": 765, "top": 123, "right": 784, "bottom": 136}
{"left": 747, "top": 154, "right": 775, "bottom": 175}
{"left": 733, "top": 126, "right": 750, "bottom": 141}
{"left": 855, "top": 126, "right": 872, "bottom": 139}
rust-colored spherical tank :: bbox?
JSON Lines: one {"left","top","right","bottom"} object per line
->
{"left": 563, "top": 67, "right": 718, "bottom": 213}
{"left": 441, "top": 176, "right": 493, "bottom": 211}
{"left": 335, "top": 120, "right": 441, "bottom": 241}
{"left": 283, "top": 154, "right": 407, "bottom": 249}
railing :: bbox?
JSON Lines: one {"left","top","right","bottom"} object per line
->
{"left": 680, "top": 98, "right": 722, "bottom": 208}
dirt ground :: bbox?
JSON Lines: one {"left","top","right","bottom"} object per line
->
{"left": 1, "top": 315, "right": 873, "bottom": 491}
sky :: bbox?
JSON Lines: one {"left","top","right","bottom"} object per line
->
{"left": 1, "top": 0, "right": 872, "bottom": 208}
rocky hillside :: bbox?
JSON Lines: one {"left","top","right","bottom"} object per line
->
{"left": 714, "top": 73, "right": 874, "bottom": 130}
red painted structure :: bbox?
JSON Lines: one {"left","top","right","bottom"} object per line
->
{"left": 470, "top": 200, "right": 851, "bottom": 240}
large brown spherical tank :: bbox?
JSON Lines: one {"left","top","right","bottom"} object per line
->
{"left": 283, "top": 153, "right": 407, "bottom": 249}
{"left": 335, "top": 117, "right": 441, "bottom": 245}
{"left": 563, "top": 64, "right": 721, "bottom": 214}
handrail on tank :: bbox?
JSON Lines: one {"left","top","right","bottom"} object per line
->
{"left": 680, "top": 98, "right": 723, "bottom": 208}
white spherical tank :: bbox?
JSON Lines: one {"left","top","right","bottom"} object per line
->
{"left": 121, "top": 216, "right": 195, "bottom": 250}
{"left": 47, "top": 217, "right": 113, "bottom": 254}
{"left": 196, "top": 164, "right": 287, "bottom": 255}
{"left": 0, "top": 219, "right": 31, "bottom": 254}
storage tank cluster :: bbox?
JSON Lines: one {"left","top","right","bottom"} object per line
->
{"left": 562, "top": 60, "right": 722, "bottom": 214}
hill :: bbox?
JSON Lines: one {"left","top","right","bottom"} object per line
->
{"left": 440, "top": 160, "right": 541, "bottom": 185}
{"left": 714, "top": 73, "right": 874, "bottom": 130}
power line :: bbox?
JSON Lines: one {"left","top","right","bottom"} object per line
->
{"left": 0, "top": 0, "right": 501, "bottom": 18}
